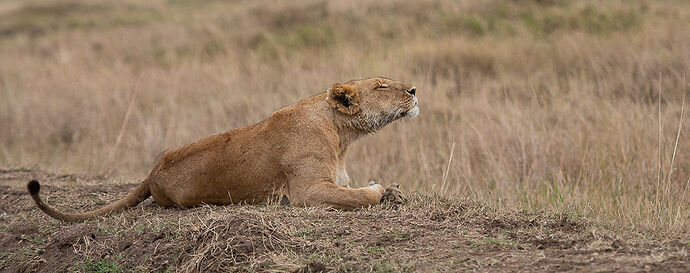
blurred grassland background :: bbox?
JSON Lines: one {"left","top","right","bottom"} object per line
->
{"left": 0, "top": 0, "right": 688, "bottom": 233}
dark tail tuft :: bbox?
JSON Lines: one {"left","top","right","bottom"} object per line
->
{"left": 27, "top": 180, "right": 40, "bottom": 195}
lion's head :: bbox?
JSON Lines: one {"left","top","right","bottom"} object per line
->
{"left": 326, "top": 77, "right": 418, "bottom": 132}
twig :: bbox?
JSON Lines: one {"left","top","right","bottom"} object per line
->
{"left": 655, "top": 73, "right": 662, "bottom": 210}
{"left": 666, "top": 72, "right": 686, "bottom": 191}
{"left": 441, "top": 140, "right": 456, "bottom": 193}
{"left": 108, "top": 78, "right": 141, "bottom": 172}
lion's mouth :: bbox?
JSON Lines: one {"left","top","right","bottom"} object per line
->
{"left": 402, "top": 97, "right": 419, "bottom": 118}
{"left": 400, "top": 105, "right": 419, "bottom": 118}
{"left": 396, "top": 96, "right": 419, "bottom": 119}
{"left": 405, "top": 105, "right": 419, "bottom": 118}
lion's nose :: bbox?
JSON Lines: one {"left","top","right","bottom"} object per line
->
{"left": 407, "top": 87, "right": 416, "bottom": 96}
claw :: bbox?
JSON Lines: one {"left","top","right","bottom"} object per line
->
{"left": 380, "top": 183, "right": 407, "bottom": 205}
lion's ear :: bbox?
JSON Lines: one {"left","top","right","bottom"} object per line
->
{"left": 326, "top": 84, "right": 361, "bottom": 115}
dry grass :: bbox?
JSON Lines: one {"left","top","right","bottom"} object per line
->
{"left": 1, "top": 0, "right": 689, "bottom": 234}
{"left": 2, "top": 169, "right": 688, "bottom": 272}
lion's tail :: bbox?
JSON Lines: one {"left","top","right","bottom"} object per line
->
{"left": 27, "top": 178, "right": 151, "bottom": 222}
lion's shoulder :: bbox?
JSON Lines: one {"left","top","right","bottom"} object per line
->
{"left": 265, "top": 94, "right": 333, "bottom": 129}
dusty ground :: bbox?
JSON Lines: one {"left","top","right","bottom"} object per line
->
{"left": 0, "top": 168, "right": 688, "bottom": 273}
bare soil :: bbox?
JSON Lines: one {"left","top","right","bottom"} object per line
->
{"left": 0, "top": 168, "right": 688, "bottom": 272}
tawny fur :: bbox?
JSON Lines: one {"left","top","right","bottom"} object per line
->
{"left": 27, "top": 77, "right": 419, "bottom": 222}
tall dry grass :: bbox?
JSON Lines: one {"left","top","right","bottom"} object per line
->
{"left": 1, "top": 0, "right": 688, "bottom": 232}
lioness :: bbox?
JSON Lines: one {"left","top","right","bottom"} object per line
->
{"left": 27, "top": 77, "right": 417, "bottom": 222}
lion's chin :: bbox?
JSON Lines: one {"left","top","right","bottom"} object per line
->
{"left": 406, "top": 105, "right": 419, "bottom": 118}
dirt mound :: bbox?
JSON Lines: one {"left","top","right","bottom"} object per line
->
{"left": 180, "top": 211, "right": 314, "bottom": 272}
{"left": 0, "top": 168, "right": 688, "bottom": 272}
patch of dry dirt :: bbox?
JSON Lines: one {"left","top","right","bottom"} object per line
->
{"left": 0, "top": 168, "right": 688, "bottom": 272}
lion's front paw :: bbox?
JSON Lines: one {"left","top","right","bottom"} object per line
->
{"left": 380, "top": 183, "right": 407, "bottom": 205}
